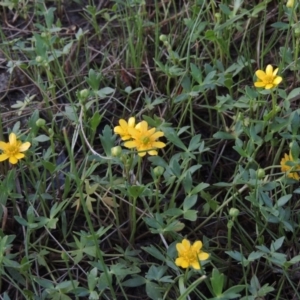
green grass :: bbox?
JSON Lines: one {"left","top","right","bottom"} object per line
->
{"left": 0, "top": 0, "right": 300, "bottom": 299}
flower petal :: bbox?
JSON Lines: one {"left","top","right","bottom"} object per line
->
{"left": 191, "top": 260, "right": 200, "bottom": 269}
{"left": 175, "top": 257, "right": 189, "bottom": 268}
{"left": 254, "top": 81, "right": 266, "bottom": 88}
{"left": 192, "top": 241, "right": 202, "bottom": 252}
{"left": 182, "top": 239, "right": 191, "bottom": 249}
{"left": 198, "top": 251, "right": 210, "bottom": 260}
{"left": 255, "top": 70, "right": 266, "bottom": 80}
{"left": 265, "top": 64, "right": 273, "bottom": 76}
{"left": 128, "top": 117, "right": 135, "bottom": 127}
{"left": 152, "top": 141, "right": 166, "bottom": 148}
{"left": 9, "top": 133, "right": 17, "bottom": 145}
{"left": 0, "top": 153, "right": 9, "bottom": 162}
{"left": 0, "top": 141, "right": 8, "bottom": 151}
{"left": 14, "top": 153, "right": 25, "bottom": 159}
{"left": 9, "top": 156, "right": 18, "bottom": 164}
{"left": 147, "top": 150, "right": 158, "bottom": 156}
{"left": 151, "top": 131, "right": 164, "bottom": 139}
{"left": 124, "top": 141, "right": 137, "bottom": 148}
{"left": 119, "top": 119, "right": 127, "bottom": 128}
{"left": 272, "top": 68, "right": 279, "bottom": 76}
{"left": 19, "top": 142, "right": 31, "bottom": 152}
{"left": 273, "top": 76, "right": 282, "bottom": 85}
{"left": 265, "top": 84, "right": 274, "bottom": 89}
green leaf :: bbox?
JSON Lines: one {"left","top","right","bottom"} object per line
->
{"left": 277, "top": 194, "right": 292, "bottom": 207}
{"left": 141, "top": 245, "right": 165, "bottom": 262}
{"left": 183, "top": 195, "right": 197, "bottom": 211}
{"left": 183, "top": 210, "right": 198, "bottom": 221}
{"left": 33, "top": 134, "right": 50, "bottom": 142}
{"left": 146, "top": 281, "right": 164, "bottom": 300}
{"left": 191, "top": 182, "right": 209, "bottom": 195}
{"left": 213, "top": 131, "right": 235, "bottom": 140}
{"left": 210, "top": 268, "right": 224, "bottom": 296}
{"left": 99, "top": 125, "right": 116, "bottom": 156}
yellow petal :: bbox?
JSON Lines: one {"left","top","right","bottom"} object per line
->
{"left": 19, "top": 142, "right": 31, "bottom": 152}
{"left": 191, "top": 260, "right": 200, "bottom": 269}
{"left": 136, "top": 121, "right": 148, "bottom": 132}
{"left": 152, "top": 141, "right": 166, "bottom": 148}
{"left": 273, "top": 76, "right": 282, "bottom": 85}
{"left": 151, "top": 131, "right": 164, "bottom": 139}
{"left": 254, "top": 81, "right": 266, "bottom": 87}
{"left": 175, "top": 257, "right": 189, "bottom": 268}
{"left": 137, "top": 151, "right": 147, "bottom": 157}
{"left": 265, "top": 64, "right": 273, "bottom": 76}
{"left": 255, "top": 70, "right": 266, "bottom": 80}
{"left": 119, "top": 119, "right": 127, "bottom": 127}
{"left": 198, "top": 251, "right": 210, "bottom": 260}
{"left": 0, "top": 141, "right": 8, "bottom": 151}
{"left": 9, "top": 156, "right": 18, "bottom": 164}
{"left": 192, "top": 241, "right": 202, "bottom": 252}
{"left": 182, "top": 239, "right": 191, "bottom": 249}
{"left": 273, "top": 68, "right": 279, "bottom": 76}
{"left": 114, "top": 126, "right": 123, "bottom": 134}
{"left": 0, "top": 153, "right": 9, "bottom": 161}
{"left": 124, "top": 141, "right": 137, "bottom": 148}
{"left": 15, "top": 153, "right": 25, "bottom": 159}
{"left": 9, "top": 133, "right": 17, "bottom": 145}
{"left": 265, "top": 84, "right": 274, "bottom": 90}
{"left": 147, "top": 150, "right": 158, "bottom": 156}
{"left": 128, "top": 117, "right": 135, "bottom": 127}
{"left": 147, "top": 128, "right": 156, "bottom": 136}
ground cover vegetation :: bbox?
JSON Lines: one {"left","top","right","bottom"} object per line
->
{"left": 0, "top": 0, "right": 300, "bottom": 299}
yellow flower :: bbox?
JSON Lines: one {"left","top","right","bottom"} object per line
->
{"left": 124, "top": 121, "right": 166, "bottom": 157}
{"left": 175, "top": 238, "right": 209, "bottom": 269}
{"left": 280, "top": 152, "right": 300, "bottom": 180}
{"left": 114, "top": 117, "right": 136, "bottom": 141}
{"left": 287, "top": 0, "right": 294, "bottom": 8}
{"left": 254, "top": 65, "right": 282, "bottom": 89}
{"left": 0, "top": 133, "right": 31, "bottom": 164}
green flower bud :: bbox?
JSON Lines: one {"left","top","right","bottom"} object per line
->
{"left": 36, "top": 118, "right": 46, "bottom": 127}
{"left": 153, "top": 166, "right": 164, "bottom": 177}
{"left": 229, "top": 208, "right": 239, "bottom": 218}
{"left": 48, "top": 128, "right": 54, "bottom": 137}
{"left": 159, "top": 34, "right": 167, "bottom": 42}
{"left": 215, "top": 13, "right": 221, "bottom": 21}
{"left": 79, "top": 89, "right": 89, "bottom": 99}
{"left": 295, "top": 27, "right": 300, "bottom": 38}
{"left": 36, "top": 56, "right": 43, "bottom": 63}
{"left": 257, "top": 168, "right": 265, "bottom": 179}
{"left": 111, "top": 146, "right": 122, "bottom": 157}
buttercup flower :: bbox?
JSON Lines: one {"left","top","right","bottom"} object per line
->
{"left": 0, "top": 133, "right": 31, "bottom": 164}
{"left": 114, "top": 117, "right": 136, "bottom": 141}
{"left": 124, "top": 120, "right": 166, "bottom": 157}
{"left": 280, "top": 152, "right": 300, "bottom": 180}
{"left": 254, "top": 65, "right": 282, "bottom": 89}
{"left": 175, "top": 238, "right": 209, "bottom": 269}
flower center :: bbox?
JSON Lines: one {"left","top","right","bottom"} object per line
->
{"left": 141, "top": 136, "right": 150, "bottom": 145}
{"left": 182, "top": 249, "right": 197, "bottom": 263}
{"left": 265, "top": 75, "right": 274, "bottom": 84}
{"left": 7, "top": 145, "right": 18, "bottom": 155}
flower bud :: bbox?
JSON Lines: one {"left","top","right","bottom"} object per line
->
{"left": 257, "top": 168, "right": 265, "bottom": 179}
{"left": 111, "top": 146, "right": 122, "bottom": 157}
{"left": 153, "top": 166, "right": 164, "bottom": 177}
{"left": 36, "top": 118, "right": 46, "bottom": 127}
{"left": 287, "top": 0, "right": 294, "bottom": 8}
{"left": 229, "top": 208, "right": 239, "bottom": 218}
{"left": 36, "top": 56, "right": 43, "bottom": 63}
{"left": 159, "top": 34, "right": 167, "bottom": 42}
{"left": 79, "top": 89, "right": 89, "bottom": 99}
